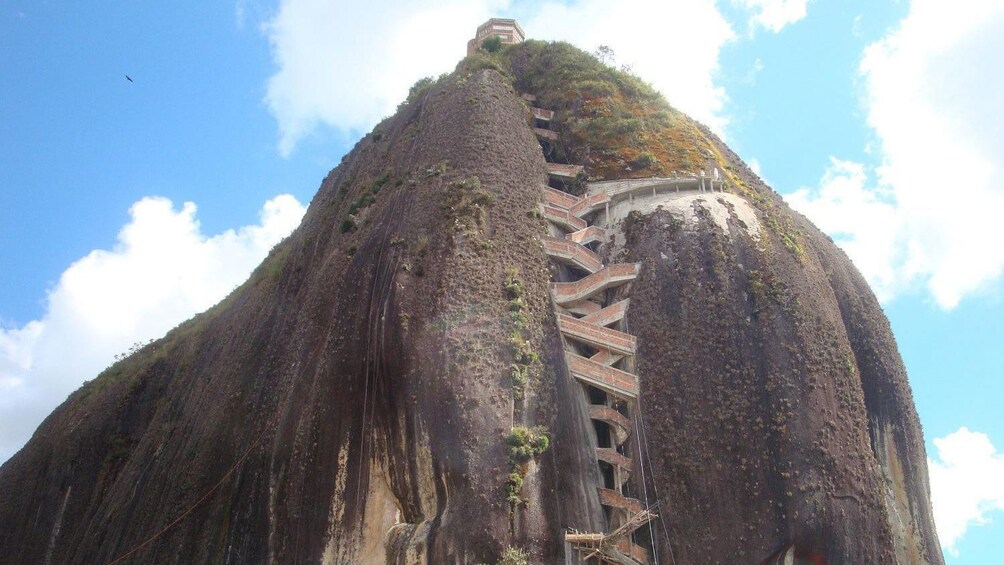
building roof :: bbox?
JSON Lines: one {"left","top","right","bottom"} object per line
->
{"left": 476, "top": 18, "right": 525, "bottom": 39}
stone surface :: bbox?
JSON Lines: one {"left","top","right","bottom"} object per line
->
{"left": 0, "top": 49, "right": 943, "bottom": 564}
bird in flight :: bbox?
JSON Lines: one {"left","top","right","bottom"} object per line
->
{"left": 125, "top": 75, "right": 134, "bottom": 83}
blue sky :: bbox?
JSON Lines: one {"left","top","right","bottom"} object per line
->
{"left": 2, "top": 1, "right": 1002, "bottom": 561}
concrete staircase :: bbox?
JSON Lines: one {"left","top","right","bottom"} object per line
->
{"left": 527, "top": 101, "right": 655, "bottom": 565}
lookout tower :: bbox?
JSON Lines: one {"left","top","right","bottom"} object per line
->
{"left": 466, "top": 18, "right": 525, "bottom": 55}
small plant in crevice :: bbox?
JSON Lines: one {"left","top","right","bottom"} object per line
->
{"left": 114, "top": 338, "right": 155, "bottom": 362}
{"left": 442, "top": 176, "right": 495, "bottom": 236}
{"left": 504, "top": 425, "right": 551, "bottom": 527}
{"left": 498, "top": 545, "right": 529, "bottom": 565}
{"left": 341, "top": 169, "right": 394, "bottom": 234}
{"left": 424, "top": 160, "right": 449, "bottom": 178}
{"left": 503, "top": 267, "right": 536, "bottom": 399}
{"left": 499, "top": 266, "right": 550, "bottom": 530}
{"left": 505, "top": 471, "right": 524, "bottom": 506}
{"left": 396, "top": 73, "right": 448, "bottom": 113}
{"left": 507, "top": 425, "right": 550, "bottom": 465}
{"left": 476, "top": 545, "right": 529, "bottom": 565}
{"left": 509, "top": 364, "right": 529, "bottom": 399}
{"left": 764, "top": 216, "right": 805, "bottom": 259}
{"left": 370, "top": 172, "right": 391, "bottom": 193}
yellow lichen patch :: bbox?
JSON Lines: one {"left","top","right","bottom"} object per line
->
{"left": 564, "top": 91, "right": 706, "bottom": 180}
{"left": 500, "top": 40, "right": 708, "bottom": 181}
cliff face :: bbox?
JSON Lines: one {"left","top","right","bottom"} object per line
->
{"left": 617, "top": 166, "right": 941, "bottom": 564}
{"left": 0, "top": 43, "right": 941, "bottom": 565}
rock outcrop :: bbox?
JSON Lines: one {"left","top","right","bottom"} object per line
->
{"left": 0, "top": 42, "right": 942, "bottom": 564}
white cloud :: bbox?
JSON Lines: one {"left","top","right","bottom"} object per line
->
{"left": 521, "top": 0, "right": 735, "bottom": 135}
{"left": 263, "top": 0, "right": 504, "bottom": 156}
{"left": 235, "top": 0, "right": 247, "bottom": 29}
{"left": 734, "top": 0, "right": 810, "bottom": 33}
{"left": 928, "top": 427, "right": 1004, "bottom": 554}
{"left": 0, "top": 194, "right": 306, "bottom": 463}
{"left": 262, "top": 0, "right": 737, "bottom": 155}
{"left": 787, "top": 158, "right": 903, "bottom": 301}
{"left": 785, "top": 0, "right": 1004, "bottom": 308}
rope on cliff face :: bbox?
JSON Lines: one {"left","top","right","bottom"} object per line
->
{"left": 637, "top": 406, "right": 677, "bottom": 565}
{"left": 105, "top": 427, "right": 267, "bottom": 565}
{"left": 633, "top": 405, "right": 659, "bottom": 565}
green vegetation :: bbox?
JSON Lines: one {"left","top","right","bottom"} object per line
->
{"left": 370, "top": 172, "right": 390, "bottom": 193}
{"left": 264, "top": 239, "right": 293, "bottom": 282}
{"left": 844, "top": 355, "right": 858, "bottom": 377}
{"left": 397, "top": 74, "right": 447, "bottom": 111}
{"left": 765, "top": 216, "right": 805, "bottom": 259}
{"left": 112, "top": 339, "right": 154, "bottom": 362}
{"left": 348, "top": 193, "right": 376, "bottom": 215}
{"left": 505, "top": 425, "right": 550, "bottom": 508}
{"left": 505, "top": 471, "right": 524, "bottom": 506}
{"left": 425, "top": 160, "right": 449, "bottom": 178}
{"left": 442, "top": 176, "right": 495, "bottom": 235}
{"left": 341, "top": 170, "right": 394, "bottom": 234}
{"left": 476, "top": 546, "right": 529, "bottom": 565}
{"left": 408, "top": 234, "right": 430, "bottom": 276}
{"left": 480, "top": 36, "right": 503, "bottom": 54}
{"left": 498, "top": 269, "right": 549, "bottom": 515}
{"left": 456, "top": 49, "right": 514, "bottom": 80}
{"left": 500, "top": 40, "right": 705, "bottom": 179}
{"left": 509, "top": 364, "right": 529, "bottom": 399}
{"left": 503, "top": 267, "right": 537, "bottom": 399}
{"left": 507, "top": 425, "right": 550, "bottom": 465}
{"left": 498, "top": 546, "right": 529, "bottom": 565}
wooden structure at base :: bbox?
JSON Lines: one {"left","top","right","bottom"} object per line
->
{"left": 565, "top": 508, "right": 658, "bottom": 564}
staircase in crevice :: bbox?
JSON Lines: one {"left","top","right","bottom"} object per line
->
{"left": 522, "top": 92, "right": 655, "bottom": 565}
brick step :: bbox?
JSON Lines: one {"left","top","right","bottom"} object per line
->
{"left": 541, "top": 236, "right": 602, "bottom": 273}
{"left": 588, "top": 405, "right": 631, "bottom": 445}
{"left": 566, "top": 225, "right": 607, "bottom": 246}
{"left": 589, "top": 350, "right": 624, "bottom": 367}
{"left": 581, "top": 299, "right": 629, "bottom": 327}
{"left": 558, "top": 313, "right": 636, "bottom": 356}
{"left": 543, "top": 186, "right": 580, "bottom": 209}
{"left": 541, "top": 204, "right": 587, "bottom": 232}
{"left": 532, "top": 107, "right": 554, "bottom": 122}
{"left": 597, "top": 488, "right": 644, "bottom": 515}
{"left": 564, "top": 300, "right": 602, "bottom": 317}
{"left": 569, "top": 191, "right": 610, "bottom": 218}
{"left": 615, "top": 540, "right": 650, "bottom": 564}
{"left": 551, "top": 263, "right": 640, "bottom": 305}
{"left": 596, "top": 448, "right": 633, "bottom": 482}
{"left": 534, "top": 127, "right": 558, "bottom": 140}
{"left": 547, "top": 163, "right": 583, "bottom": 180}
{"left": 566, "top": 352, "right": 638, "bottom": 399}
